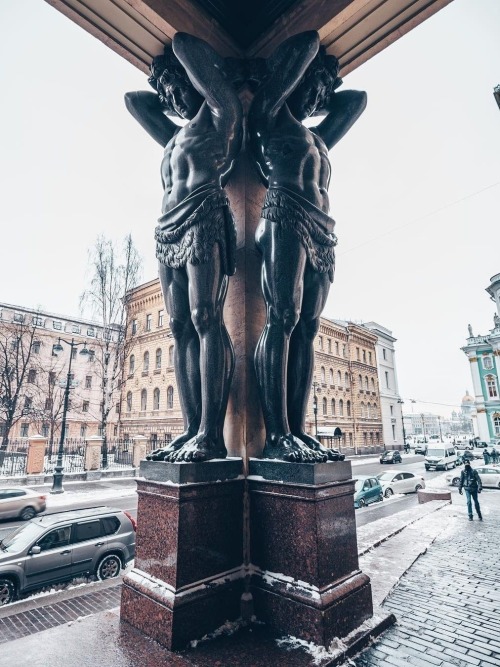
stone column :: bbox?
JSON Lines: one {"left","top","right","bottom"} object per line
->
{"left": 121, "top": 459, "right": 244, "bottom": 650}
{"left": 26, "top": 435, "right": 47, "bottom": 475}
{"left": 132, "top": 435, "right": 147, "bottom": 467}
{"left": 84, "top": 435, "right": 103, "bottom": 471}
{"left": 248, "top": 459, "right": 375, "bottom": 647}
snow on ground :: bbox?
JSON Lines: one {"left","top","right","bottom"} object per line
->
{"left": 44, "top": 484, "right": 137, "bottom": 509}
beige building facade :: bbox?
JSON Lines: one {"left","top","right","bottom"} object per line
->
{"left": 120, "top": 280, "right": 384, "bottom": 453}
{"left": 0, "top": 301, "right": 120, "bottom": 442}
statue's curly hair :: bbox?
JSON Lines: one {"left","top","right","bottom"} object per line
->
{"left": 148, "top": 46, "right": 191, "bottom": 113}
{"left": 302, "top": 47, "right": 342, "bottom": 98}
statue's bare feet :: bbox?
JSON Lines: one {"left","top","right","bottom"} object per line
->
{"left": 146, "top": 429, "right": 197, "bottom": 460}
{"left": 262, "top": 434, "right": 326, "bottom": 463}
{"left": 164, "top": 432, "right": 227, "bottom": 462}
{"left": 296, "top": 432, "right": 345, "bottom": 461}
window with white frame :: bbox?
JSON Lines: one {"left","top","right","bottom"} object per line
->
{"left": 53, "top": 320, "right": 62, "bottom": 330}
{"left": 32, "top": 341, "right": 41, "bottom": 354}
{"left": 146, "top": 314, "right": 152, "bottom": 332}
{"left": 156, "top": 348, "right": 162, "bottom": 370}
{"left": 158, "top": 310, "right": 164, "bottom": 327}
{"left": 153, "top": 388, "right": 160, "bottom": 411}
{"left": 494, "top": 416, "right": 500, "bottom": 436}
{"left": 486, "top": 375, "right": 498, "bottom": 398}
{"left": 32, "top": 315, "right": 43, "bottom": 326}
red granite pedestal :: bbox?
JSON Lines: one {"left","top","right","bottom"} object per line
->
{"left": 120, "top": 459, "right": 244, "bottom": 650}
{"left": 248, "top": 459, "right": 374, "bottom": 647}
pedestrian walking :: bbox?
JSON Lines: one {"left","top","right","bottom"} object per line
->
{"left": 483, "top": 449, "right": 490, "bottom": 465}
{"left": 491, "top": 447, "right": 499, "bottom": 464}
{"left": 458, "top": 460, "right": 482, "bottom": 521}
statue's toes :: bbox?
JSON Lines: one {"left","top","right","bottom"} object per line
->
{"left": 192, "top": 450, "right": 207, "bottom": 462}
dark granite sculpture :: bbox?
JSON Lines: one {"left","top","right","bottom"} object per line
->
{"left": 125, "top": 33, "right": 243, "bottom": 462}
{"left": 249, "top": 31, "right": 367, "bottom": 463}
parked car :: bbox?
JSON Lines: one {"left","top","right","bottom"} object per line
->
{"left": 354, "top": 476, "right": 383, "bottom": 508}
{"left": 0, "top": 488, "right": 47, "bottom": 521}
{"left": 414, "top": 444, "right": 427, "bottom": 455}
{"left": 380, "top": 450, "right": 402, "bottom": 464}
{"left": 0, "top": 506, "right": 136, "bottom": 605}
{"left": 446, "top": 466, "right": 500, "bottom": 489}
{"left": 377, "top": 471, "right": 426, "bottom": 498}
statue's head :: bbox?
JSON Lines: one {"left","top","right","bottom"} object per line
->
{"left": 287, "top": 48, "right": 342, "bottom": 120}
{"left": 148, "top": 47, "right": 203, "bottom": 119}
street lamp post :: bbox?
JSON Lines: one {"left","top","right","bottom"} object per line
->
{"left": 438, "top": 415, "right": 443, "bottom": 442}
{"left": 421, "top": 413, "right": 427, "bottom": 443}
{"left": 397, "top": 399, "right": 407, "bottom": 449}
{"left": 51, "top": 338, "right": 89, "bottom": 494}
{"left": 312, "top": 381, "right": 318, "bottom": 438}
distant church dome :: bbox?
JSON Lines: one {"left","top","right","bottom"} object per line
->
{"left": 461, "top": 390, "right": 474, "bottom": 404}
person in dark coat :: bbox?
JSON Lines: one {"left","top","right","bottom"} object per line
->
{"left": 491, "top": 448, "right": 499, "bottom": 464}
{"left": 483, "top": 449, "right": 491, "bottom": 465}
{"left": 458, "top": 460, "right": 482, "bottom": 521}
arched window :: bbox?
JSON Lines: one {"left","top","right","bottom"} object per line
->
{"left": 494, "top": 416, "right": 500, "bottom": 436}
{"left": 143, "top": 351, "right": 150, "bottom": 372}
{"left": 483, "top": 356, "right": 493, "bottom": 370}
{"left": 155, "top": 348, "right": 162, "bottom": 370}
{"left": 360, "top": 402, "right": 365, "bottom": 418}
{"left": 167, "top": 386, "right": 174, "bottom": 410}
{"left": 339, "top": 399, "right": 344, "bottom": 416}
{"left": 345, "top": 372, "right": 349, "bottom": 388}
{"left": 126, "top": 391, "right": 132, "bottom": 412}
{"left": 367, "top": 402, "right": 371, "bottom": 418}
{"left": 376, "top": 432, "right": 380, "bottom": 443}
{"left": 358, "top": 374, "right": 362, "bottom": 388}
{"left": 373, "top": 403, "right": 377, "bottom": 418}
{"left": 129, "top": 355, "right": 135, "bottom": 375}
{"left": 322, "top": 397, "right": 327, "bottom": 415}
{"left": 365, "top": 376, "right": 369, "bottom": 390}
{"left": 337, "top": 370, "right": 342, "bottom": 386}
{"left": 153, "top": 388, "right": 160, "bottom": 411}
{"left": 331, "top": 398, "right": 335, "bottom": 415}
{"left": 371, "top": 377, "right": 375, "bottom": 391}
{"left": 349, "top": 433, "right": 353, "bottom": 447}
{"left": 140, "top": 389, "right": 147, "bottom": 411}
{"left": 486, "top": 375, "right": 498, "bottom": 398}
{"left": 321, "top": 366, "right": 326, "bottom": 383}
{"left": 347, "top": 400, "right": 351, "bottom": 417}
{"left": 329, "top": 368, "right": 334, "bottom": 385}
{"left": 168, "top": 345, "right": 174, "bottom": 367}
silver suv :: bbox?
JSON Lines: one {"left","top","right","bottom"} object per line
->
{"left": 0, "top": 506, "right": 136, "bottom": 605}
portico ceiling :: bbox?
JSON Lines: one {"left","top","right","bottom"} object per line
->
{"left": 45, "top": 0, "right": 453, "bottom": 75}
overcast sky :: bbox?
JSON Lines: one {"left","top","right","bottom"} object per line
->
{"left": 1, "top": 0, "right": 499, "bottom": 417}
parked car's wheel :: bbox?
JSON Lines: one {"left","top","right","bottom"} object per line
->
{"left": 451, "top": 477, "right": 460, "bottom": 487}
{"left": 20, "top": 506, "right": 36, "bottom": 521}
{"left": 358, "top": 498, "right": 366, "bottom": 508}
{"left": 415, "top": 484, "right": 423, "bottom": 492}
{"left": 96, "top": 554, "right": 122, "bottom": 580}
{"left": 384, "top": 488, "right": 393, "bottom": 498}
{"left": 0, "top": 579, "right": 16, "bottom": 606}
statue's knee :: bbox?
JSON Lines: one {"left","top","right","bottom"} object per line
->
{"left": 304, "top": 319, "right": 320, "bottom": 341}
{"left": 169, "top": 317, "right": 187, "bottom": 339}
{"left": 271, "top": 307, "right": 300, "bottom": 336}
{"left": 191, "top": 304, "right": 215, "bottom": 335}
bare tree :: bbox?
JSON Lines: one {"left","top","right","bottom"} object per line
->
{"left": 80, "top": 234, "right": 141, "bottom": 465}
{"left": 0, "top": 317, "right": 42, "bottom": 462}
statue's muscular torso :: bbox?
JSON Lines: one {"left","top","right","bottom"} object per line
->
{"left": 161, "top": 104, "right": 230, "bottom": 213}
{"left": 255, "top": 107, "right": 331, "bottom": 213}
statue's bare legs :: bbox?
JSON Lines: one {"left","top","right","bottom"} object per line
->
{"left": 255, "top": 220, "right": 326, "bottom": 463}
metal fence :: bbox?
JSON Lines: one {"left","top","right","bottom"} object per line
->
{"left": 0, "top": 438, "right": 136, "bottom": 477}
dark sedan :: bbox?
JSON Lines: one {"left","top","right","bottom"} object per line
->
{"left": 379, "top": 450, "right": 402, "bottom": 464}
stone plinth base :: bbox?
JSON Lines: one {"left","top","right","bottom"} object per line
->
{"left": 249, "top": 459, "right": 374, "bottom": 646}
{"left": 418, "top": 489, "right": 452, "bottom": 503}
{"left": 120, "top": 460, "right": 244, "bottom": 650}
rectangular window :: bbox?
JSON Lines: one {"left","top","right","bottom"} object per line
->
{"left": 24, "top": 397, "right": 32, "bottom": 411}
{"left": 32, "top": 341, "right": 41, "bottom": 354}
{"left": 45, "top": 398, "right": 53, "bottom": 411}
{"left": 80, "top": 424, "right": 87, "bottom": 438}
{"left": 13, "top": 313, "right": 24, "bottom": 323}
{"left": 74, "top": 521, "right": 102, "bottom": 542}
{"left": 82, "top": 401, "right": 89, "bottom": 412}
{"left": 385, "top": 371, "right": 389, "bottom": 388}
{"left": 356, "top": 348, "right": 360, "bottom": 361}
{"left": 87, "top": 327, "right": 95, "bottom": 337}
{"left": 53, "top": 321, "right": 62, "bottom": 330}
{"left": 28, "top": 369, "right": 36, "bottom": 383}
{"left": 390, "top": 405, "right": 393, "bottom": 416}
{"left": 32, "top": 315, "right": 43, "bottom": 326}
{"left": 20, "top": 423, "right": 29, "bottom": 437}
{"left": 49, "top": 371, "right": 56, "bottom": 386}
{"left": 132, "top": 320, "right": 137, "bottom": 335}
{"left": 327, "top": 339, "right": 331, "bottom": 353}
{"left": 88, "top": 350, "right": 95, "bottom": 362}
{"left": 318, "top": 336, "right": 323, "bottom": 350}
{"left": 42, "top": 424, "right": 49, "bottom": 437}
{"left": 158, "top": 310, "right": 164, "bottom": 327}
{"left": 85, "top": 376, "right": 92, "bottom": 389}
{"left": 369, "top": 352, "right": 372, "bottom": 364}
{"left": 71, "top": 348, "right": 77, "bottom": 360}
{"left": 146, "top": 314, "right": 152, "bottom": 332}
{"left": 72, "top": 325, "right": 81, "bottom": 334}
{"left": 363, "top": 350, "right": 366, "bottom": 363}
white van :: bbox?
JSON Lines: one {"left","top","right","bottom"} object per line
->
{"left": 424, "top": 446, "right": 457, "bottom": 471}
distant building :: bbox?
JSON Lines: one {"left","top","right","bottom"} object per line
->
{"left": 462, "top": 273, "right": 500, "bottom": 443}
{"left": 0, "top": 301, "right": 120, "bottom": 441}
{"left": 361, "top": 322, "right": 403, "bottom": 447}
{"left": 120, "top": 279, "right": 385, "bottom": 452}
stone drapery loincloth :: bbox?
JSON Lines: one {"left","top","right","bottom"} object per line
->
{"left": 155, "top": 185, "right": 236, "bottom": 276}
{"left": 258, "top": 186, "right": 337, "bottom": 282}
